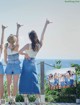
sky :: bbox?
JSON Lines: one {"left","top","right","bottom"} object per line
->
{"left": 0, "top": 0, "right": 80, "bottom": 59}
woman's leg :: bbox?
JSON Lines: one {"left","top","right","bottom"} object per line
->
{"left": 36, "top": 94, "right": 41, "bottom": 98}
{"left": 6, "top": 75, "right": 12, "bottom": 96}
{"left": 0, "top": 74, "right": 4, "bottom": 99}
{"left": 23, "top": 94, "right": 29, "bottom": 103}
{"left": 13, "top": 75, "right": 19, "bottom": 96}
{"left": 35, "top": 94, "right": 41, "bottom": 104}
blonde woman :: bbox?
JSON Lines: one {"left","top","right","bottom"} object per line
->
{"left": 53, "top": 73, "right": 59, "bottom": 89}
{"left": 4, "top": 23, "right": 22, "bottom": 104}
{"left": 0, "top": 25, "right": 7, "bottom": 105}
{"left": 19, "top": 20, "right": 51, "bottom": 105}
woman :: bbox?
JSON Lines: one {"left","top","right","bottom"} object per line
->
{"left": 60, "top": 75, "right": 65, "bottom": 88}
{"left": 70, "top": 73, "right": 74, "bottom": 87}
{"left": 53, "top": 73, "right": 59, "bottom": 89}
{"left": 4, "top": 23, "right": 22, "bottom": 104}
{"left": 0, "top": 25, "right": 7, "bottom": 105}
{"left": 48, "top": 74, "right": 55, "bottom": 90}
{"left": 64, "top": 73, "right": 70, "bottom": 88}
{"left": 19, "top": 20, "right": 51, "bottom": 105}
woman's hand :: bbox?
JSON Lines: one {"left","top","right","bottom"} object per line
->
{"left": 17, "top": 23, "right": 23, "bottom": 29}
{"left": 25, "top": 54, "right": 30, "bottom": 59}
{"left": 2, "top": 25, "right": 8, "bottom": 30}
{"left": 46, "top": 19, "right": 52, "bottom": 24}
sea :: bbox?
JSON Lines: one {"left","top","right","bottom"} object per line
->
{"left": 35, "top": 59, "right": 80, "bottom": 75}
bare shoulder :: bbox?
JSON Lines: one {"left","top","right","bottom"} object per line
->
{"left": 22, "top": 43, "right": 30, "bottom": 50}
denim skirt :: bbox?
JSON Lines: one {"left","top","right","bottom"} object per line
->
{"left": 19, "top": 58, "right": 40, "bottom": 94}
{"left": 61, "top": 81, "right": 65, "bottom": 86}
{"left": 0, "top": 62, "right": 4, "bottom": 74}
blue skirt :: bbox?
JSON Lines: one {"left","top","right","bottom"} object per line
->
{"left": 53, "top": 79, "right": 59, "bottom": 86}
{"left": 0, "top": 62, "right": 4, "bottom": 74}
{"left": 19, "top": 58, "right": 40, "bottom": 94}
{"left": 70, "top": 79, "right": 74, "bottom": 86}
{"left": 61, "top": 81, "right": 65, "bottom": 87}
{"left": 65, "top": 78, "right": 70, "bottom": 86}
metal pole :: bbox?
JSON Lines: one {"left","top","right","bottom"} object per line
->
{"left": 40, "top": 61, "right": 45, "bottom": 104}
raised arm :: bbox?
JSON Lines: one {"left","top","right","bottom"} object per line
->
{"left": 40, "top": 19, "right": 52, "bottom": 46}
{"left": 16, "top": 23, "right": 23, "bottom": 45}
{"left": 4, "top": 45, "right": 7, "bottom": 64}
{"left": 0, "top": 25, "right": 7, "bottom": 53}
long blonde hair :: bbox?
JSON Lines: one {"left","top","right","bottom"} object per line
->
{"left": 7, "top": 34, "right": 17, "bottom": 51}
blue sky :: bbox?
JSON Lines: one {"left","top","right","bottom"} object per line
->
{"left": 0, "top": 0, "right": 80, "bottom": 59}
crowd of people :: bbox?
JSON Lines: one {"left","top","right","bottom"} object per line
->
{"left": 48, "top": 70, "right": 76, "bottom": 90}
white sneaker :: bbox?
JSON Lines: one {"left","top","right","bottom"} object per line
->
{"left": 11, "top": 96, "right": 16, "bottom": 104}
{"left": 24, "top": 97, "right": 29, "bottom": 105}
{"left": 8, "top": 96, "right": 12, "bottom": 104}
{"left": 34, "top": 98, "right": 41, "bottom": 105}
{"left": 1, "top": 99, "right": 5, "bottom": 104}
{"left": 8, "top": 98, "right": 16, "bottom": 105}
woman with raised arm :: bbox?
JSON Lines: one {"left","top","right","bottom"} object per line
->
{"left": 4, "top": 23, "right": 22, "bottom": 104}
{"left": 19, "top": 20, "right": 51, "bottom": 105}
{"left": 0, "top": 25, "right": 7, "bottom": 105}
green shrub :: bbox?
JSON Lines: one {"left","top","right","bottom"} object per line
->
{"left": 16, "top": 94, "right": 24, "bottom": 102}
{"left": 28, "top": 95, "right": 36, "bottom": 102}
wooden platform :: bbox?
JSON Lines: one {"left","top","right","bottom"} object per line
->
{"left": 3, "top": 102, "right": 77, "bottom": 105}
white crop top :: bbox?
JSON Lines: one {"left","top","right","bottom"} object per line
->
{"left": 7, "top": 47, "right": 18, "bottom": 55}
{"left": 25, "top": 44, "right": 41, "bottom": 58}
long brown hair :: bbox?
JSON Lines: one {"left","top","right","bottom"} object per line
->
{"left": 29, "top": 30, "right": 41, "bottom": 51}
